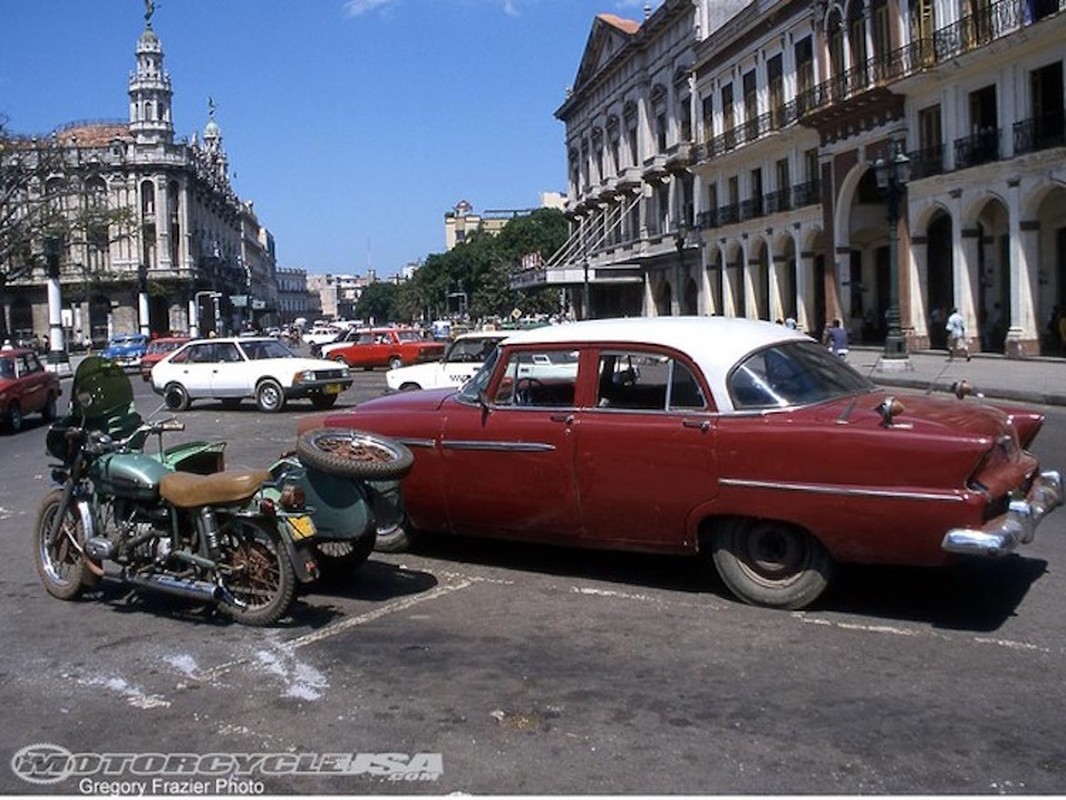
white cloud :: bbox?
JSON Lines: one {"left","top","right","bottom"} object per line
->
{"left": 342, "top": 0, "right": 397, "bottom": 17}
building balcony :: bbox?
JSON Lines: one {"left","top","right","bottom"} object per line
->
{"left": 763, "top": 188, "right": 793, "bottom": 215}
{"left": 908, "top": 144, "right": 946, "bottom": 179}
{"left": 1013, "top": 111, "right": 1066, "bottom": 155}
{"left": 954, "top": 128, "right": 1001, "bottom": 169}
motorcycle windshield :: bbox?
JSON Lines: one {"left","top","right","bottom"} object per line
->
{"left": 70, "top": 356, "right": 141, "bottom": 435}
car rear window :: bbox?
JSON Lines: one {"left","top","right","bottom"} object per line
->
{"left": 729, "top": 341, "right": 874, "bottom": 409}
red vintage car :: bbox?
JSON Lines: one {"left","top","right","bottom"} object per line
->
{"left": 321, "top": 327, "right": 444, "bottom": 371}
{"left": 139, "top": 335, "right": 190, "bottom": 381}
{"left": 301, "top": 317, "right": 1063, "bottom": 609}
{"left": 1, "top": 347, "right": 62, "bottom": 433}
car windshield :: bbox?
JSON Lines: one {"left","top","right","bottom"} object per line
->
{"left": 446, "top": 337, "right": 499, "bottom": 363}
{"left": 728, "top": 340, "right": 876, "bottom": 409}
{"left": 238, "top": 339, "right": 295, "bottom": 360}
{"left": 458, "top": 346, "right": 502, "bottom": 403}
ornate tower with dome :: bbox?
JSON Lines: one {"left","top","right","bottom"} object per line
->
{"left": 1, "top": 5, "right": 278, "bottom": 347}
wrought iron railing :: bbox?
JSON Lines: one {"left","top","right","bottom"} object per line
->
{"left": 908, "top": 144, "right": 945, "bottom": 179}
{"left": 954, "top": 128, "right": 1001, "bottom": 169}
{"left": 1013, "top": 111, "right": 1066, "bottom": 154}
{"left": 764, "top": 188, "right": 792, "bottom": 214}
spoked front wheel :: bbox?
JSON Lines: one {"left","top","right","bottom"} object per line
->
{"left": 217, "top": 519, "right": 295, "bottom": 626}
{"left": 34, "top": 489, "right": 93, "bottom": 600}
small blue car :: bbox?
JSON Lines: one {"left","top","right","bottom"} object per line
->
{"left": 101, "top": 333, "right": 149, "bottom": 369}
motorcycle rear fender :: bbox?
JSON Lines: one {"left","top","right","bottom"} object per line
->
{"left": 274, "top": 517, "right": 319, "bottom": 583}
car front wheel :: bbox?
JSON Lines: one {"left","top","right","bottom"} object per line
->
{"left": 163, "top": 383, "right": 191, "bottom": 412}
{"left": 710, "top": 518, "right": 834, "bottom": 610}
{"left": 255, "top": 379, "right": 286, "bottom": 413}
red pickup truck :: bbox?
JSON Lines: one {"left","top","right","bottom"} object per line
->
{"left": 321, "top": 327, "right": 444, "bottom": 370}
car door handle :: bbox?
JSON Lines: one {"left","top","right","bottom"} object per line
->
{"left": 550, "top": 413, "right": 575, "bottom": 426}
{"left": 682, "top": 418, "right": 710, "bottom": 432}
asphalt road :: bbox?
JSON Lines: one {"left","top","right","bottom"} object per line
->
{"left": 1, "top": 372, "right": 1064, "bottom": 795}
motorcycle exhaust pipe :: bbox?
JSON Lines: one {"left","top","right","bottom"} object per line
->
{"left": 125, "top": 573, "right": 229, "bottom": 605}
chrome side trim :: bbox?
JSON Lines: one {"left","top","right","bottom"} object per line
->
{"left": 719, "top": 477, "right": 965, "bottom": 503}
{"left": 394, "top": 438, "right": 436, "bottom": 450}
{"left": 442, "top": 440, "right": 556, "bottom": 453}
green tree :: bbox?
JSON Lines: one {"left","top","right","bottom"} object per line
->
{"left": 399, "top": 208, "right": 568, "bottom": 324}
{"left": 354, "top": 280, "right": 400, "bottom": 324}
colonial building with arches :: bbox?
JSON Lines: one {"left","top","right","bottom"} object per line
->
{"left": 2, "top": 8, "right": 276, "bottom": 347}
{"left": 524, "top": 0, "right": 1065, "bottom": 357}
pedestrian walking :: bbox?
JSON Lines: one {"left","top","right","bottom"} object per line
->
{"left": 823, "top": 319, "right": 849, "bottom": 358}
{"left": 946, "top": 307, "right": 970, "bottom": 361}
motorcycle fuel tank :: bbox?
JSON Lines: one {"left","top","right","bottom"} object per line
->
{"left": 92, "top": 453, "right": 170, "bottom": 501}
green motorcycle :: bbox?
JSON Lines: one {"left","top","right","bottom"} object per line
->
{"left": 34, "top": 357, "right": 319, "bottom": 626}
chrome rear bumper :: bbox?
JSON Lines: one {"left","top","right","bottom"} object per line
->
{"left": 942, "top": 470, "right": 1063, "bottom": 557}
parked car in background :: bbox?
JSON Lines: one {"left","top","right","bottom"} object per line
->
{"left": 151, "top": 336, "right": 352, "bottom": 413}
{"left": 101, "top": 333, "right": 149, "bottom": 369}
{"left": 386, "top": 330, "right": 510, "bottom": 392}
{"left": 139, "top": 335, "right": 190, "bottom": 381}
{"left": 302, "top": 324, "right": 344, "bottom": 347}
{"left": 322, "top": 327, "right": 445, "bottom": 371}
{"left": 0, "top": 347, "right": 62, "bottom": 432}
{"left": 302, "top": 316, "right": 1063, "bottom": 610}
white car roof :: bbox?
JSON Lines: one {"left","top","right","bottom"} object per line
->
{"left": 500, "top": 317, "right": 811, "bottom": 408}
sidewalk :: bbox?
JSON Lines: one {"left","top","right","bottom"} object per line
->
{"left": 851, "top": 347, "right": 1066, "bottom": 407}
{"left": 59, "top": 347, "right": 1066, "bottom": 408}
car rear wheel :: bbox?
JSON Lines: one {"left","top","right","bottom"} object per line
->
{"left": 398, "top": 382, "right": 422, "bottom": 392}
{"left": 388, "top": 356, "right": 404, "bottom": 370}
{"left": 255, "top": 379, "right": 286, "bottom": 413}
{"left": 710, "top": 518, "right": 834, "bottom": 610}
{"left": 42, "top": 393, "right": 58, "bottom": 422}
{"left": 6, "top": 402, "right": 23, "bottom": 433}
{"left": 163, "top": 383, "right": 191, "bottom": 411}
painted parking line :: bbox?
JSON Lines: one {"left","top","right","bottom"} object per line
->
{"left": 190, "top": 573, "right": 478, "bottom": 685}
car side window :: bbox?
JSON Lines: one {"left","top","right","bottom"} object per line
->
{"left": 187, "top": 344, "right": 214, "bottom": 364}
{"left": 596, "top": 350, "right": 707, "bottom": 411}
{"left": 493, "top": 349, "right": 579, "bottom": 408}
{"left": 0, "top": 359, "right": 13, "bottom": 379}
{"left": 24, "top": 353, "right": 43, "bottom": 374}
{"left": 216, "top": 343, "right": 242, "bottom": 363}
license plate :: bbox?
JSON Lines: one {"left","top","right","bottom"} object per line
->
{"left": 286, "top": 514, "right": 316, "bottom": 541}
{"left": 324, "top": 383, "right": 341, "bottom": 395}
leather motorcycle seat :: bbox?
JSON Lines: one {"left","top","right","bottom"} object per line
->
{"left": 159, "top": 469, "right": 272, "bottom": 508}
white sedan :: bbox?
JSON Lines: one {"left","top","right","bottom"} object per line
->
{"left": 385, "top": 330, "right": 510, "bottom": 392}
{"left": 151, "top": 337, "right": 353, "bottom": 413}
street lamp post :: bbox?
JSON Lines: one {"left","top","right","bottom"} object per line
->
{"left": 582, "top": 259, "right": 590, "bottom": 320}
{"left": 675, "top": 220, "right": 688, "bottom": 316}
{"left": 44, "top": 236, "right": 71, "bottom": 376}
{"left": 873, "top": 140, "right": 912, "bottom": 371}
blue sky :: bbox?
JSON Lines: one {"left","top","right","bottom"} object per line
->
{"left": 1, "top": 0, "right": 663, "bottom": 277}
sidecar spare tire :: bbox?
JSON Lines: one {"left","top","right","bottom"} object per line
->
{"left": 296, "top": 428, "right": 414, "bottom": 481}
